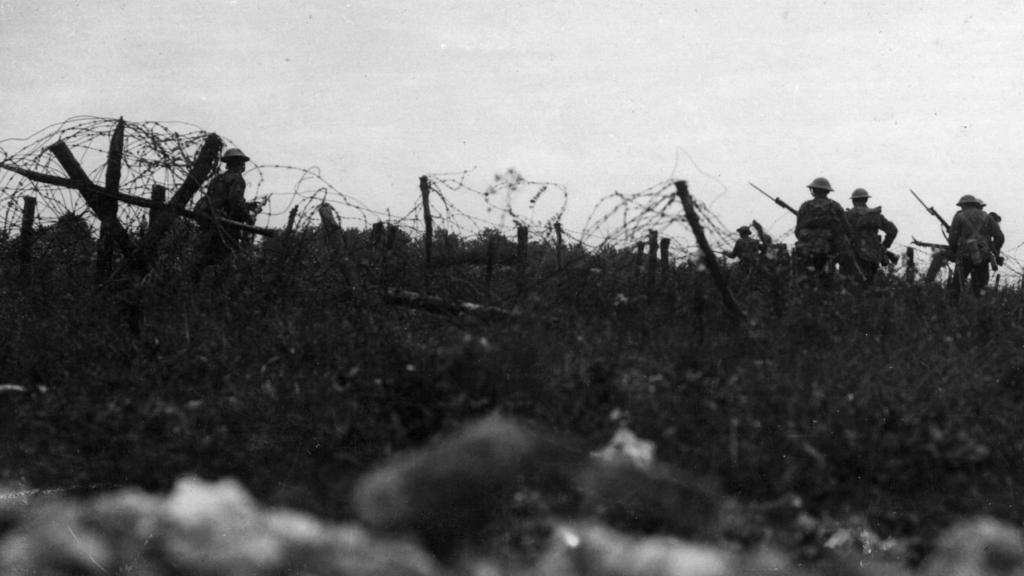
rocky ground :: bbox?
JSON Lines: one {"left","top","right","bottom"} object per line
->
{"left": 3, "top": 415, "right": 1023, "bottom": 576}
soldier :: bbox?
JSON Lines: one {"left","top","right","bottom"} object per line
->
{"left": 844, "top": 188, "right": 898, "bottom": 283}
{"left": 947, "top": 194, "right": 1004, "bottom": 296}
{"left": 725, "top": 226, "right": 762, "bottom": 263}
{"left": 194, "top": 147, "right": 257, "bottom": 274}
{"left": 794, "top": 177, "right": 849, "bottom": 282}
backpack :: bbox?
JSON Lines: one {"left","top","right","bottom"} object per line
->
{"left": 960, "top": 212, "right": 992, "bottom": 266}
{"left": 797, "top": 198, "right": 840, "bottom": 255}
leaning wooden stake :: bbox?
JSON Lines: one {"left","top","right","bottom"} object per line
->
{"left": 47, "top": 140, "right": 134, "bottom": 258}
{"left": 18, "top": 196, "right": 35, "bottom": 278}
{"left": 674, "top": 181, "right": 746, "bottom": 324}
{"left": 904, "top": 247, "right": 916, "bottom": 283}
{"left": 131, "top": 132, "right": 222, "bottom": 271}
{"left": 419, "top": 176, "right": 433, "bottom": 270}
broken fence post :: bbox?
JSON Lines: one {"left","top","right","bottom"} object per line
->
{"left": 18, "top": 196, "right": 35, "bottom": 278}
{"left": 419, "top": 176, "right": 433, "bottom": 272}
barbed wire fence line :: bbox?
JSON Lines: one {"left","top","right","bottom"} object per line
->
{"left": 0, "top": 115, "right": 1017, "bottom": 291}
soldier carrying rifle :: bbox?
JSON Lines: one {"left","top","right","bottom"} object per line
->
{"left": 793, "top": 177, "right": 851, "bottom": 283}
{"left": 843, "top": 188, "right": 898, "bottom": 284}
{"left": 948, "top": 195, "right": 1004, "bottom": 296}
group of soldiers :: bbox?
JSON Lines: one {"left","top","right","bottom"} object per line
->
{"left": 726, "top": 177, "right": 1005, "bottom": 295}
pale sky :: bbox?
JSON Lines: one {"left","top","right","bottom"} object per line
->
{"left": 3, "top": 1, "right": 1024, "bottom": 264}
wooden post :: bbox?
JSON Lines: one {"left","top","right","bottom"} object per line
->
{"left": 284, "top": 206, "right": 299, "bottom": 235}
{"left": 646, "top": 230, "right": 658, "bottom": 298}
{"left": 554, "top": 221, "right": 564, "bottom": 272}
{"left": 131, "top": 133, "right": 222, "bottom": 271}
{"left": 96, "top": 118, "right": 125, "bottom": 282}
{"left": 371, "top": 221, "right": 384, "bottom": 248}
{"left": 904, "top": 247, "right": 916, "bottom": 283}
{"left": 516, "top": 225, "right": 528, "bottom": 295}
{"left": 149, "top": 184, "right": 166, "bottom": 227}
{"left": 660, "top": 237, "right": 671, "bottom": 287}
{"left": 386, "top": 224, "right": 398, "bottom": 251}
{"left": 674, "top": 181, "right": 746, "bottom": 324}
{"left": 485, "top": 235, "right": 497, "bottom": 297}
{"left": 419, "top": 176, "right": 433, "bottom": 269}
{"left": 47, "top": 140, "right": 134, "bottom": 258}
{"left": 18, "top": 196, "right": 35, "bottom": 277}
{"left": 633, "top": 241, "right": 645, "bottom": 288}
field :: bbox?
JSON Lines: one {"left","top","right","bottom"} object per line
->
{"left": 3, "top": 219, "right": 1023, "bottom": 567}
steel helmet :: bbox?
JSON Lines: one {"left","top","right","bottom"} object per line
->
{"left": 956, "top": 194, "right": 982, "bottom": 207}
{"left": 807, "top": 177, "right": 833, "bottom": 192}
{"left": 221, "top": 148, "right": 250, "bottom": 163}
{"left": 850, "top": 188, "right": 870, "bottom": 200}
{"left": 737, "top": 225, "right": 751, "bottom": 235}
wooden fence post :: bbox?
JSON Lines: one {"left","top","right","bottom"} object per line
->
{"left": 96, "top": 118, "right": 125, "bottom": 282}
{"left": 18, "top": 196, "right": 35, "bottom": 278}
{"left": 660, "top": 237, "right": 671, "bottom": 287}
{"left": 485, "top": 235, "right": 497, "bottom": 298}
{"left": 516, "top": 225, "right": 529, "bottom": 295}
{"left": 904, "top": 247, "right": 916, "bottom": 283}
{"left": 674, "top": 180, "right": 746, "bottom": 324}
{"left": 419, "top": 176, "right": 432, "bottom": 271}
{"left": 149, "top": 184, "right": 166, "bottom": 228}
{"left": 633, "top": 241, "right": 645, "bottom": 289}
{"left": 386, "top": 224, "right": 398, "bottom": 251}
{"left": 284, "top": 206, "right": 299, "bottom": 235}
{"left": 371, "top": 221, "right": 384, "bottom": 248}
{"left": 646, "top": 230, "right": 658, "bottom": 299}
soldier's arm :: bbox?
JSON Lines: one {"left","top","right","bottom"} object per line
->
{"left": 947, "top": 214, "right": 961, "bottom": 250}
{"left": 227, "top": 177, "right": 255, "bottom": 224}
{"left": 881, "top": 216, "right": 898, "bottom": 248}
{"left": 990, "top": 219, "right": 1005, "bottom": 253}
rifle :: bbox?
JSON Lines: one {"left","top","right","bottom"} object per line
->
{"left": 909, "top": 189, "right": 951, "bottom": 238}
{"left": 749, "top": 182, "right": 798, "bottom": 216}
{"left": 911, "top": 237, "right": 950, "bottom": 251}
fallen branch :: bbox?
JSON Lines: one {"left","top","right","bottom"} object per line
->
{"left": 385, "top": 288, "right": 519, "bottom": 321}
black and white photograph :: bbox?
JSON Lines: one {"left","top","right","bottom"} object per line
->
{"left": 2, "top": 2, "right": 1023, "bottom": 574}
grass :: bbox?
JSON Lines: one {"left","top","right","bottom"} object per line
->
{"left": 2, "top": 226, "right": 1023, "bottom": 552}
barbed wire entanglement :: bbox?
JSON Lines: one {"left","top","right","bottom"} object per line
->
{"left": 0, "top": 116, "right": 379, "bottom": 237}
{"left": 2, "top": 116, "right": 1017, "bottom": 288}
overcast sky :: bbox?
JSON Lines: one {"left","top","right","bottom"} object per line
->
{"left": 3, "top": 1, "right": 1024, "bottom": 261}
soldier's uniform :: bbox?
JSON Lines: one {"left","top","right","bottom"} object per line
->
{"left": 195, "top": 148, "right": 256, "bottom": 272}
{"left": 948, "top": 195, "right": 1004, "bottom": 296}
{"left": 794, "top": 177, "right": 849, "bottom": 281}
{"left": 845, "top": 188, "right": 898, "bottom": 283}
{"left": 726, "top": 227, "right": 762, "bottom": 263}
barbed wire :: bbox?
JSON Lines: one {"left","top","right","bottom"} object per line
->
{"left": 0, "top": 116, "right": 378, "bottom": 236}
{"left": 0, "top": 115, "right": 1015, "bottom": 286}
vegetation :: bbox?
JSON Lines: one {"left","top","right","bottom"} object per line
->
{"left": 2, "top": 221, "right": 1023, "bottom": 556}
